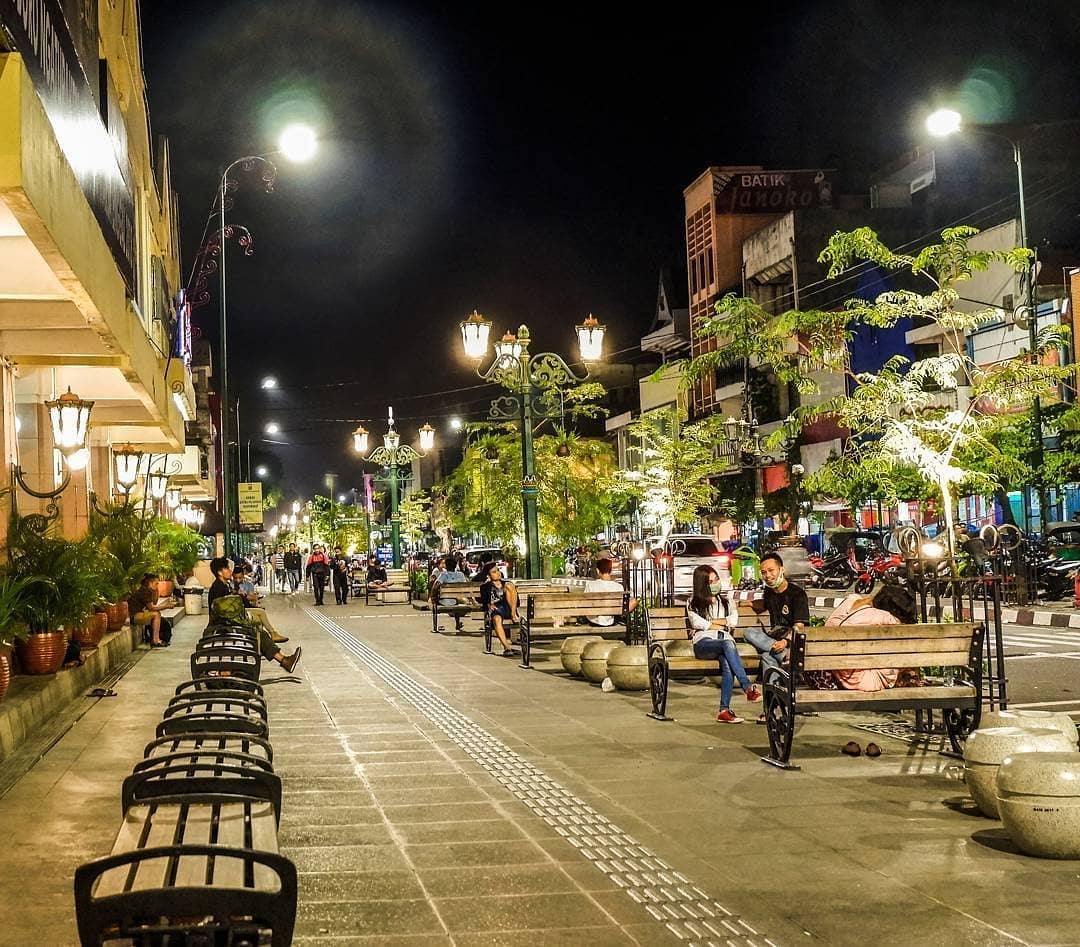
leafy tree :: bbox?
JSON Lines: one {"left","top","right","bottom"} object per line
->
{"left": 307, "top": 495, "right": 369, "bottom": 554}
{"left": 681, "top": 226, "right": 1071, "bottom": 556}
{"left": 397, "top": 491, "right": 432, "bottom": 546}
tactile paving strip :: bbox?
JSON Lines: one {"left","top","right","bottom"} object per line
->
{"left": 305, "top": 606, "right": 777, "bottom": 947}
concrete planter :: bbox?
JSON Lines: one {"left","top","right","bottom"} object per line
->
{"left": 559, "top": 636, "right": 601, "bottom": 676}
{"left": 964, "top": 727, "right": 1074, "bottom": 818}
{"left": 980, "top": 709, "right": 1078, "bottom": 747}
{"left": 581, "top": 640, "right": 621, "bottom": 684}
{"left": 997, "top": 751, "right": 1080, "bottom": 859}
{"left": 607, "top": 645, "right": 649, "bottom": 691}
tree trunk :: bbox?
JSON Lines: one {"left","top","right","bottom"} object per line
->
{"left": 994, "top": 487, "right": 1017, "bottom": 526}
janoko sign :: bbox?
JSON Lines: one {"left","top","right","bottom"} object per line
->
{"left": 713, "top": 169, "right": 835, "bottom": 214}
{"left": 0, "top": 0, "right": 136, "bottom": 289}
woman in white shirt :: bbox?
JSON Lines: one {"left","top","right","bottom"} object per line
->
{"left": 686, "top": 564, "right": 761, "bottom": 723}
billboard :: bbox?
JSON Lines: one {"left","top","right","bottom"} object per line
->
{"left": 713, "top": 169, "right": 835, "bottom": 214}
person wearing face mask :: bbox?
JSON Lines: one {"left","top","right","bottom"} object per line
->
{"left": 747, "top": 552, "right": 810, "bottom": 683}
{"left": 686, "top": 564, "right": 761, "bottom": 723}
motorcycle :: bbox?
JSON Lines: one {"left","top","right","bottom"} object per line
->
{"left": 851, "top": 549, "right": 905, "bottom": 594}
{"left": 808, "top": 547, "right": 868, "bottom": 590}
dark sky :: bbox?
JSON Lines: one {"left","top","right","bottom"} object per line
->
{"left": 140, "top": 0, "right": 1080, "bottom": 503}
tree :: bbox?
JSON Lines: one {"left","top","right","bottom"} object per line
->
{"left": 617, "top": 407, "right": 731, "bottom": 535}
{"left": 307, "top": 495, "right": 368, "bottom": 554}
{"left": 397, "top": 490, "right": 432, "bottom": 546}
{"left": 681, "top": 226, "right": 1071, "bottom": 556}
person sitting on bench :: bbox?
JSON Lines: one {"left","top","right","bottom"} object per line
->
{"left": 431, "top": 553, "right": 469, "bottom": 631}
{"left": 366, "top": 557, "right": 390, "bottom": 593}
{"left": 584, "top": 558, "right": 637, "bottom": 625}
{"left": 208, "top": 557, "right": 301, "bottom": 673}
{"left": 823, "top": 584, "right": 919, "bottom": 691}
{"left": 129, "top": 573, "right": 176, "bottom": 648}
{"left": 480, "top": 562, "right": 518, "bottom": 656}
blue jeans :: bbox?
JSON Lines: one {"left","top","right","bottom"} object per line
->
{"left": 693, "top": 636, "right": 752, "bottom": 710}
{"left": 743, "top": 625, "right": 785, "bottom": 677}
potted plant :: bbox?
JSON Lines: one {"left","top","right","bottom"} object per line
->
{"left": 7, "top": 517, "right": 101, "bottom": 675}
{"left": 88, "top": 503, "right": 153, "bottom": 628}
{"left": 146, "top": 517, "right": 202, "bottom": 595}
{"left": 0, "top": 574, "right": 51, "bottom": 701}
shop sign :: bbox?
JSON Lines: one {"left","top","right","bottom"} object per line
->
{"left": 237, "top": 482, "right": 263, "bottom": 528}
{"left": 0, "top": 0, "right": 135, "bottom": 289}
{"left": 713, "top": 169, "right": 835, "bottom": 214}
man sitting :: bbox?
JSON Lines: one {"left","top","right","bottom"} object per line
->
{"left": 366, "top": 556, "right": 391, "bottom": 600}
{"left": 431, "top": 553, "right": 470, "bottom": 631}
{"left": 208, "top": 557, "right": 301, "bottom": 672}
{"left": 129, "top": 573, "right": 176, "bottom": 648}
{"left": 584, "top": 558, "right": 636, "bottom": 626}
{"left": 747, "top": 552, "right": 809, "bottom": 722}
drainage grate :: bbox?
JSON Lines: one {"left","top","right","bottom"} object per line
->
{"left": 305, "top": 606, "right": 777, "bottom": 947}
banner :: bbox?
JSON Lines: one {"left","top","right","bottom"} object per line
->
{"left": 237, "top": 482, "right": 263, "bottom": 529}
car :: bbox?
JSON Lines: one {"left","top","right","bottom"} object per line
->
{"left": 648, "top": 533, "right": 732, "bottom": 598}
{"left": 460, "top": 545, "right": 509, "bottom": 578}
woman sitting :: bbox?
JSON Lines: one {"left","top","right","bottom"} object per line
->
{"left": 686, "top": 564, "right": 760, "bottom": 723}
{"left": 823, "top": 584, "right": 918, "bottom": 691}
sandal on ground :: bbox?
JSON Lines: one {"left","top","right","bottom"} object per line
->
{"left": 841, "top": 741, "right": 861, "bottom": 757}
{"left": 865, "top": 742, "right": 882, "bottom": 758}
{"left": 501, "top": 648, "right": 515, "bottom": 657}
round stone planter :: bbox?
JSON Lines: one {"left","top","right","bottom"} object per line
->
{"left": 981, "top": 709, "right": 1079, "bottom": 747}
{"left": 964, "top": 727, "right": 1074, "bottom": 818}
{"left": 997, "top": 751, "right": 1080, "bottom": 858}
{"left": 560, "top": 636, "right": 602, "bottom": 676}
{"left": 16, "top": 630, "right": 68, "bottom": 675}
{"left": 581, "top": 640, "right": 621, "bottom": 684}
{"left": 607, "top": 645, "right": 649, "bottom": 691}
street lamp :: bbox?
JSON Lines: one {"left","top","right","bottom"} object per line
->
{"left": 926, "top": 110, "right": 1080, "bottom": 529}
{"left": 260, "top": 376, "right": 278, "bottom": 389}
{"left": 46, "top": 387, "right": 94, "bottom": 461}
{"left": 352, "top": 425, "right": 369, "bottom": 453}
{"left": 112, "top": 444, "right": 143, "bottom": 496}
{"left": 146, "top": 469, "right": 170, "bottom": 502}
{"left": 265, "top": 422, "right": 280, "bottom": 435}
{"left": 458, "top": 312, "right": 604, "bottom": 578}
{"left": 255, "top": 465, "right": 268, "bottom": 478}
{"left": 196, "top": 125, "right": 318, "bottom": 558}
{"left": 352, "top": 406, "right": 433, "bottom": 567}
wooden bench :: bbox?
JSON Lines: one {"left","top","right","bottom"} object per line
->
{"left": 761, "top": 622, "right": 983, "bottom": 770}
{"left": 366, "top": 567, "right": 410, "bottom": 605}
{"left": 121, "top": 752, "right": 282, "bottom": 817}
{"left": 143, "top": 731, "right": 274, "bottom": 767}
{"left": 431, "top": 581, "right": 485, "bottom": 634}
{"left": 157, "top": 695, "right": 269, "bottom": 739}
{"left": 74, "top": 797, "right": 296, "bottom": 947}
{"left": 645, "top": 604, "right": 766, "bottom": 721}
{"left": 516, "top": 590, "right": 631, "bottom": 668}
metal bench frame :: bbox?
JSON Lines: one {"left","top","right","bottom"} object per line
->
{"left": 518, "top": 590, "right": 630, "bottom": 669}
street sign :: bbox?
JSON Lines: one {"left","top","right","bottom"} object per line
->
{"left": 237, "top": 482, "right": 263, "bottom": 528}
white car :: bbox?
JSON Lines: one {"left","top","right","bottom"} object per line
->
{"left": 649, "top": 534, "right": 733, "bottom": 598}
{"left": 460, "top": 546, "right": 509, "bottom": 578}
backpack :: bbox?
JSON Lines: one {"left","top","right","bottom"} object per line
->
{"left": 210, "top": 594, "right": 253, "bottom": 626}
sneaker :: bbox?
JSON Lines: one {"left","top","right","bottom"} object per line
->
{"left": 280, "top": 647, "right": 302, "bottom": 673}
{"left": 745, "top": 685, "right": 762, "bottom": 702}
{"left": 716, "top": 708, "right": 743, "bottom": 724}
{"left": 271, "top": 635, "right": 289, "bottom": 643}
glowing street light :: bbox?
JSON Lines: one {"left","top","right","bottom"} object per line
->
{"left": 576, "top": 313, "right": 607, "bottom": 362}
{"left": 255, "top": 465, "right": 269, "bottom": 478}
{"left": 278, "top": 123, "right": 318, "bottom": 163}
{"left": 46, "top": 387, "right": 93, "bottom": 461}
{"left": 925, "top": 108, "right": 962, "bottom": 138}
{"left": 260, "top": 376, "right": 278, "bottom": 389}
{"left": 418, "top": 423, "right": 436, "bottom": 451}
{"left": 265, "top": 422, "right": 280, "bottom": 435}
{"left": 352, "top": 425, "right": 369, "bottom": 454}
{"left": 449, "top": 417, "right": 463, "bottom": 430}
{"left": 113, "top": 444, "right": 143, "bottom": 495}
{"left": 460, "top": 310, "right": 493, "bottom": 360}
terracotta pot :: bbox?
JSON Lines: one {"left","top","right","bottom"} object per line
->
{"left": 105, "top": 601, "right": 129, "bottom": 632}
{"left": 157, "top": 580, "right": 174, "bottom": 598}
{"left": 16, "top": 631, "right": 67, "bottom": 675}
{"left": 71, "top": 611, "right": 108, "bottom": 649}
{"left": 0, "top": 647, "right": 11, "bottom": 703}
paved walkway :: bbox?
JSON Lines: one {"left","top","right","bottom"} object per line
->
{"left": 3, "top": 598, "right": 1080, "bottom": 945}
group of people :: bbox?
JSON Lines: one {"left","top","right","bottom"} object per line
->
{"left": 265, "top": 543, "right": 394, "bottom": 606}
{"left": 688, "top": 551, "right": 918, "bottom": 724}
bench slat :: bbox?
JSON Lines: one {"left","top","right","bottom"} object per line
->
{"left": 249, "top": 802, "right": 280, "bottom": 889}
{"left": 803, "top": 650, "right": 972, "bottom": 671}
{"left": 107, "top": 805, "right": 176, "bottom": 894}
{"left": 798, "top": 684, "right": 975, "bottom": 704}
{"left": 805, "top": 636, "right": 975, "bottom": 657}
{"left": 807, "top": 622, "right": 974, "bottom": 641}
{"left": 173, "top": 803, "right": 215, "bottom": 888}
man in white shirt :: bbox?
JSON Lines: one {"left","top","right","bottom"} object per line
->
{"left": 584, "top": 558, "right": 636, "bottom": 625}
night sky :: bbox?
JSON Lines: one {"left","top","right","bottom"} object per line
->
{"left": 140, "top": 0, "right": 1080, "bottom": 505}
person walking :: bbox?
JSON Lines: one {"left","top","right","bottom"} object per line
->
{"left": 331, "top": 546, "right": 350, "bottom": 605}
{"left": 283, "top": 543, "right": 302, "bottom": 593}
{"left": 271, "top": 547, "right": 286, "bottom": 593}
{"left": 306, "top": 544, "right": 332, "bottom": 606}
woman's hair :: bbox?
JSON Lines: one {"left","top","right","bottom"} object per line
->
{"left": 873, "top": 584, "right": 917, "bottom": 624}
{"left": 688, "top": 564, "right": 720, "bottom": 619}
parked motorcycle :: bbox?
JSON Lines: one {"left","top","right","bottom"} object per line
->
{"left": 807, "top": 547, "right": 867, "bottom": 591}
{"left": 852, "top": 549, "right": 906, "bottom": 594}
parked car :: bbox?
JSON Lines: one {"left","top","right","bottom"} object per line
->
{"left": 460, "top": 545, "right": 509, "bottom": 578}
{"left": 649, "top": 533, "right": 732, "bottom": 598}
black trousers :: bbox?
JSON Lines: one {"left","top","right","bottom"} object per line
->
{"left": 333, "top": 577, "right": 349, "bottom": 604}
{"left": 312, "top": 573, "right": 328, "bottom": 605}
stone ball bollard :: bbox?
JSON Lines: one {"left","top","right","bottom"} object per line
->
{"left": 559, "top": 636, "right": 602, "bottom": 677}
{"left": 980, "top": 709, "right": 1078, "bottom": 747}
{"left": 580, "top": 640, "right": 622, "bottom": 684}
{"left": 996, "top": 751, "right": 1080, "bottom": 858}
{"left": 606, "top": 645, "right": 649, "bottom": 691}
{"left": 963, "top": 727, "right": 1075, "bottom": 818}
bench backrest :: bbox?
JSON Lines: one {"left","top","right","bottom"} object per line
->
{"left": 515, "top": 581, "right": 571, "bottom": 592}
{"left": 527, "top": 590, "right": 627, "bottom": 620}
{"left": 433, "top": 582, "right": 485, "bottom": 602}
{"left": 799, "top": 622, "right": 978, "bottom": 671}
{"left": 647, "top": 603, "right": 766, "bottom": 643}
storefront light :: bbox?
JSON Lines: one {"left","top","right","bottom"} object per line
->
{"left": 113, "top": 444, "right": 143, "bottom": 494}
{"left": 47, "top": 388, "right": 94, "bottom": 459}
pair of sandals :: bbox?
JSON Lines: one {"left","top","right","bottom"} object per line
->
{"left": 842, "top": 741, "right": 882, "bottom": 758}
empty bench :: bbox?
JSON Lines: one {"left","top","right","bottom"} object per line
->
{"left": 761, "top": 621, "right": 983, "bottom": 770}
{"left": 645, "top": 604, "right": 766, "bottom": 721}
{"left": 516, "top": 590, "right": 630, "bottom": 668}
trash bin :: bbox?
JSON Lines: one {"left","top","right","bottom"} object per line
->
{"left": 731, "top": 546, "right": 760, "bottom": 586}
{"left": 182, "top": 586, "right": 205, "bottom": 616}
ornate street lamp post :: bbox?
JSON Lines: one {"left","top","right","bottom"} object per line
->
{"left": 459, "top": 311, "right": 605, "bottom": 579}
{"left": 352, "top": 408, "right": 432, "bottom": 567}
